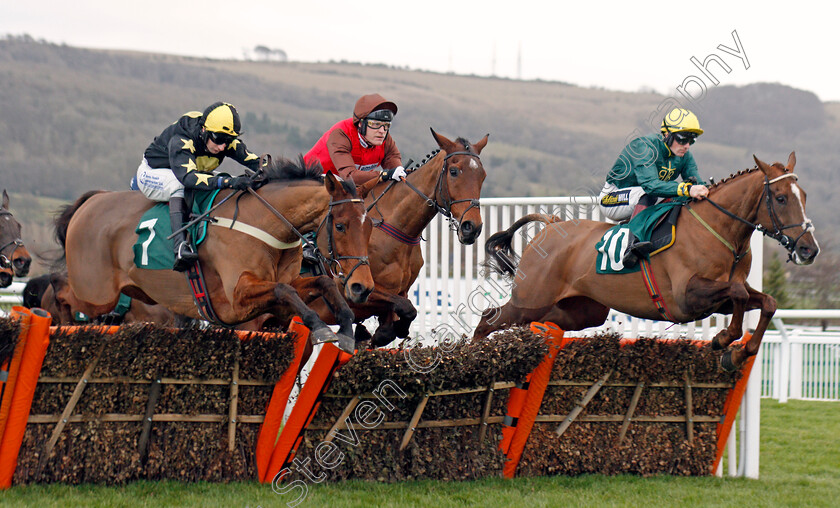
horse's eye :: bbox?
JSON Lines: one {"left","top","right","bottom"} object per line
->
{"left": 449, "top": 166, "right": 459, "bottom": 177}
{"left": 335, "top": 223, "right": 346, "bottom": 233}
{"left": 776, "top": 195, "right": 787, "bottom": 205}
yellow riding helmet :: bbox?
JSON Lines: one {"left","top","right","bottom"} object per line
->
{"left": 202, "top": 102, "right": 242, "bottom": 136}
{"left": 660, "top": 108, "right": 704, "bottom": 135}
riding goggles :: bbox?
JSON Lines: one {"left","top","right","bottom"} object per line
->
{"left": 365, "top": 119, "right": 391, "bottom": 131}
{"left": 208, "top": 131, "right": 237, "bottom": 146}
{"left": 672, "top": 132, "right": 697, "bottom": 145}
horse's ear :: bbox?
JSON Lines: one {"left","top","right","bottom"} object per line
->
{"left": 753, "top": 155, "right": 771, "bottom": 175}
{"left": 787, "top": 151, "right": 796, "bottom": 171}
{"left": 2, "top": 190, "right": 8, "bottom": 210}
{"left": 472, "top": 133, "right": 490, "bottom": 154}
{"left": 430, "top": 127, "right": 454, "bottom": 152}
{"left": 358, "top": 178, "right": 379, "bottom": 199}
{"left": 324, "top": 172, "right": 338, "bottom": 193}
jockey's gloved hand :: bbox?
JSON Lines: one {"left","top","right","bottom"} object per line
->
{"left": 220, "top": 176, "right": 253, "bottom": 190}
{"left": 380, "top": 166, "right": 407, "bottom": 181}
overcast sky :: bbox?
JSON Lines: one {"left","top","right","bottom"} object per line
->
{"left": 4, "top": 2, "right": 835, "bottom": 101}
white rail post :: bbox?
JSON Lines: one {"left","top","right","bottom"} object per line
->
{"left": 741, "top": 231, "right": 764, "bottom": 478}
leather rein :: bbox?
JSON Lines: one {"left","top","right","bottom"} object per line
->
{"left": 368, "top": 149, "right": 482, "bottom": 234}
{"left": 243, "top": 188, "right": 369, "bottom": 287}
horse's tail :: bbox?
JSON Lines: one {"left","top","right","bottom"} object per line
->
{"left": 54, "top": 190, "right": 106, "bottom": 256}
{"left": 483, "top": 213, "right": 563, "bottom": 277}
{"left": 22, "top": 273, "right": 51, "bottom": 308}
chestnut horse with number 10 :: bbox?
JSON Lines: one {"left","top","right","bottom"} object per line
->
{"left": 476, "top": 153, "right": 819, "bottom": 371}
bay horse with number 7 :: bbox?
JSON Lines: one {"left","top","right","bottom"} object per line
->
{"left": 475, "top": 153, "right": 819, "bottom": 371}
{"left": 54, "top": 158, "right": 374, "bottom": 350}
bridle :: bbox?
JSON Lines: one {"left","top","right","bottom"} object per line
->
{"left": 315, "top": 198, "right": 370, "bottom": 286}
{"left": 371, "top": 149, "right": 483, "bottom": 232}
{"left": 244, "top": 188, "right": 369, "bottom": 286}
{"left": 689, "top": 172, "right": 813, "bottom": 268}
{"left": 0, "top": 210, "right": 25, "bottom": 270}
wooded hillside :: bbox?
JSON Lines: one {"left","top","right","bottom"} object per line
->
{"left": 1, "top": 35, "right": 837, "bottom": 283}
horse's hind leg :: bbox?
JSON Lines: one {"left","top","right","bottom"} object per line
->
{"left": 473, "top": 301, "right": 549, "bottom": 339}
{"left": 540, "top": 296, "right": 610, "bottom": 331}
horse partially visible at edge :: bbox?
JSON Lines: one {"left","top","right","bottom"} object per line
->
{"left": 475, "top": 153, "right": 819, "bottom": 371}
{"left": 0, "top": 190, "right": 32, "bottom": 287}
{"left": 54, "top": 157, "right": 374, "bottom": 351}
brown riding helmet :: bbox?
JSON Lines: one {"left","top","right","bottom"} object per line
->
{"left": 352, "top": 94, "right": 398, "bottom": 122}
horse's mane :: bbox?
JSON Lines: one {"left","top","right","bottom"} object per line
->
{"left": 407, "top": 149, "right": 442, "bottom": 171}
{"left": 709, "top": 161, "right": 789, "bottom": 193}
{"left": 710, "top": 167, "right": 759, "bottom": 190}
{"left": 261, "top": 154, "right": 357, "bottom": 196}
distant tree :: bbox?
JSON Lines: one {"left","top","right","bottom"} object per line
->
{"left": 763, "top": 252, "right": 792, "bottom": 309}
{"left": 254, "top": 45, "right": 271, "bottom": 61}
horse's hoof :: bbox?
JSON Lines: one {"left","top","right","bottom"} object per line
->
{"left": 309, "top": 327, "right": 338, "bottom": 346}
{"left": 720, "top": 350, "right": 738, "bottom": 372}
{"left": 711, "top": 332, "right": 727, "bottom": 350}
{"left": 336, "top": 334, "right": 356, "bottom": 355}
{"left": 354, "top": 325, "right": 372, "bottom": 343}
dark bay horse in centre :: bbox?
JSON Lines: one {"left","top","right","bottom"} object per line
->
{"left": 54, "top": 158, "right": 374, "bottom": 350}
{"left": 304, "top": 128, "right": 488, "bottom": 347}
{"left": 475, "top": 153, "right": 819, "bottom": 370}
{"left": 0, "top": 190, "right": 32, "bottom": 287}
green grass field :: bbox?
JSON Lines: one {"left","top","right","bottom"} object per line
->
{"left": 1, "top": 399, "right": 838, "bottom": 507}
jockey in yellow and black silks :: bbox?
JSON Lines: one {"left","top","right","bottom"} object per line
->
{"left": 134, "top": 102, "right": 261, "bottom": 271}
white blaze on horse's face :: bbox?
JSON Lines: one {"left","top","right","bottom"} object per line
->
{"left": 790, "top": 182, "right": 820, "bottom": 264}
{"left": 469, "top": 159, "right": 479, "bottom": 170}
{"left": 359, "top": 211, "right": 367, "bottom": 227}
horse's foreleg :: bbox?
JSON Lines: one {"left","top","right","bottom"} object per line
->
{"left": 684, "top": 276, "right": 749, "bottom": 351}
{"left": 291, "top": 275, "right": 356, "bottom": 342}
{"left": 232, "top": 273, "right": 340, "bottom": 348}
{"left": 727, "top": 286, "right": 777, "bottom": 370}
{"left": 353, "top": 288, "right": 415, "bottom": 348}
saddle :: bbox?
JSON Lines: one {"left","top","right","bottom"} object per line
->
{"left": 644, "top": 203, "right": 682, "bottom": 256}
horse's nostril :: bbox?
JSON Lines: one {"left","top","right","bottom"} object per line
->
{"left": 461, "top": 221, "right": 474, "bottom": 233}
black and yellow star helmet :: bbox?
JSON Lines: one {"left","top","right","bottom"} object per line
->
{"left": 202, "top": 102, "right": 242, "bottom": 136}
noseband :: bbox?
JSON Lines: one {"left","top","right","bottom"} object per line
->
{"left": 0, "top": 210, "right": 25, "bottom": 269}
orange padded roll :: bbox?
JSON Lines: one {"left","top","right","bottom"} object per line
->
{"left": 713, "top": 332, "right": 756, "bottom": 474}
{"left": 0, "top": 307, "right": 51, "bottom": 488}
{"left": 256, "top": 317, "right": 310, "bottom": 482}
{"left": 503, "top": 321, "right": 565, "bottom": 478}
{"left": 0, "top": 307, "right": 33, "bottom": 443}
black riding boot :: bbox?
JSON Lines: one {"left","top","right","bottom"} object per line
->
{"left": 621, "top": 232, "right": 655, "bottom": 268}
{"left": 169, "top": 196, "right": 198, "bottom": 272}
